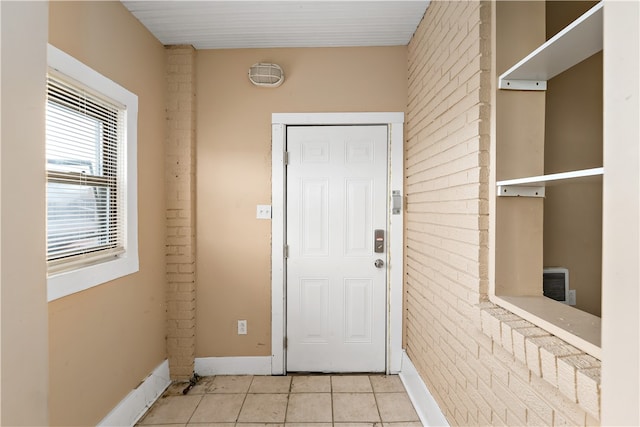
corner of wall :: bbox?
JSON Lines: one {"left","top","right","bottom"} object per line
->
{"left": 0, "top": 1, "right": 49, "bottom": 425}
{"left": 165, "top": 44, "right": 197, "bottom": 380}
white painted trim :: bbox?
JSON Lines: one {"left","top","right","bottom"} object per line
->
{"left": 98, "top": 360, "right": 170, "bottom": 427}
{"left": 388, "top": 120, "right": 404, "bottom": 374}
{"left": 271, "top": 112, "right": 404, "bottom": 375}
{"left": 195, "top": 356, "right": 273, "bottom": 376}
{"left": 271, "top": 123, "right": 286, "bottom": 375}
{"left": 601, "top": 1, "right": 640, "bottom": 424}
{"left": 399, "top": 351, "right": 449, "bottom": 427}
{"left": 272, "top": 112, "right": 404, "bottom": 126}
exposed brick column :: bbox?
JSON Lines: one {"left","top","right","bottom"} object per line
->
{"left": 165, "top": 45, "right": 196, "bottom": 380}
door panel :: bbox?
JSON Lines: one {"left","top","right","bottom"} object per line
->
{"left": 344, "top": 278, "right": 373, "bottom": 343}
{"left": 286, "top": 125, "right": 388, "bottom": 373}
{"left": 299, "top": 278, "right": 329, "bottom": 343}
{"left": 301, "top": 179, "right": 329, "bottom": 256}
{"left": 345, "top": 180, "right": 372, "bottom": 256}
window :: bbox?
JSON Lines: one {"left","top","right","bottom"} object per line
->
{"left": 46, "top": 75, "right": 123, "bottom": 268}
{"left": 46, "top": 45, "right": 138, "bottom": 301}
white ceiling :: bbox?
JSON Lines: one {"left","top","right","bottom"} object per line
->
{"left": 121, "top": 1, "right": 429, "bottom": 50}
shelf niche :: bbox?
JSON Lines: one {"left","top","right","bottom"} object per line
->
{"left": 495, "top": 1, "right": 604, "bottom": 328}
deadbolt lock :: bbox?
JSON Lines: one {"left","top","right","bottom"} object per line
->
{"left": 374, "top": 229, "right": 384, "bottom": 253}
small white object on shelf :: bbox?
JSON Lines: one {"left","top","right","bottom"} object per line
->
{"left": 497, "top": 167, "right": 603, "bottom": 197}
{"left": 499, "top": 1, "right": 602, "bottom": 90}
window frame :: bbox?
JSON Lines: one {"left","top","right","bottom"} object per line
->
{"left": 46, "top": 75, "right": 123, "bottom": 267}
{"left": 46, "top": 44, "right": 138, "bottom": 302}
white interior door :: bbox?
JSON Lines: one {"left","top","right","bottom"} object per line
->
{"left": 286, "top": 125, "right": 388, "bottom": 372}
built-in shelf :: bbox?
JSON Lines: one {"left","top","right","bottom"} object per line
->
{"left": 493, "top": 295, "right": 601, "bottom": 359}
{"left": 499, "top": 1, "right": 603, "bottom": 90}
{"left": 497, "top": 167, "right": 603, "bottom": 197}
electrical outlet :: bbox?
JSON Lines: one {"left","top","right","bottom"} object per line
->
{"left": 256, "top": 205, "right": 272, "bottom": 219}
{"left": 567, "top": 289, "right": 577, "bottom": 306}
{"left": 238, "top": 320, "right": 247, "bottom": 335}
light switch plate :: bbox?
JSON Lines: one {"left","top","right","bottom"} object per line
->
{"left": 256, "top": 205, "right": 272, "bottom": 219}
{"left": 238, "top": 320, "right": 247, "bottom": 335}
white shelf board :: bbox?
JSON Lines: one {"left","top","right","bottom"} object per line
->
{"left": 492, "top": 295, "right": 601, "bottom": 359}
{"left": 497, "top": 167, "right": 603, "bottom": 188}
{"left": 499, "top": 1, "right": 602, "bottom": 90}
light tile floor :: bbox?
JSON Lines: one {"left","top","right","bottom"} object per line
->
{"left": 137, "top": 374, "right": 422, "bottom": 426}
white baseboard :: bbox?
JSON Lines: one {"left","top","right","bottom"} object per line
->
{"left": 195, "top": 356, "right": 273, "bottom": 376}
{"left": 98, "top": 359, "right": 171, "bottom": 427}
{"left": 399, "top": 351, "right": 449, "bottom": 427}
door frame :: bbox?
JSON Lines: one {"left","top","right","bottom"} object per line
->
{"left": 271, "top": 112, "right": 404, "bottom": 375}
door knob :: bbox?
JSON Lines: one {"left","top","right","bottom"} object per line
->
{"left": 374, "top": 259, "right": 384, "bottom": 268}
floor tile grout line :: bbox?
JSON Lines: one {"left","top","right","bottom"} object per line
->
{"left": 283, "top": 375, "right": 292, "bottom": 423}
{"left": 183, "top": 385, "right": 205, "bottom": 426}
{"left": 370, "top": 375, "right": 384, "bottom": 425}
{"left": 235, "top": 375, "right": 253, "bottom": 423}
{"left": 236, "top": 390, "right": 249, "bottom": 423}
{"left": 330, "top": 375, "right": 335, "bottom": 425}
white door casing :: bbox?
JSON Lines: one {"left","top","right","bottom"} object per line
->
{"left": 286, "top": 125, "right": 388, "bottom": 372}
{"left": 271, "top": 112, "right": 404, "bottom": 375}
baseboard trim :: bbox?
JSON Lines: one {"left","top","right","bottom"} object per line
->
{"left": 399, "top": 351, "right": 449, "bottom": 427}
{"left": 98, "top": 359, "right": 171, "bottom": 427}
{"left": 195, "top": 356, "right": 273, "bottom": 376}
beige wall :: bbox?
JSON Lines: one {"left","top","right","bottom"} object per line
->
{"left": 195, "top": 47, "right": 407, "bottom": 357}
{"left": 495, "top": 1, "right": 546, "bottom": 296}
{"left": 48, "top": 2, "right": 167, "bottom": 425}
{"left": 543, "top": 1, "right": 602, "bottom": 316}
{"left": 406, "top": 1, "right": 598, "bottom": 425}
{"left": 0, "top": 2, "right": 49, "bottom": 425}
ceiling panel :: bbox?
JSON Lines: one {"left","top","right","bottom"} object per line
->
{"left": 121, "top": 1, "right": 429, "bottom": 49}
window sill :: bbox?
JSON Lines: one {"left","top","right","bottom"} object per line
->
{"left": 479, "top": 300, "right": 601, "bottom": 420}
{"left": 47, "top": 252, "right": 138, "bottom": 301}
{"left": 491, "top": 295, "right": 601, "bottom": 359}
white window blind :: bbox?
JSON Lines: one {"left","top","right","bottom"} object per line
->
{"left": 46, "top": 73, "right": 126, "bottom": 272}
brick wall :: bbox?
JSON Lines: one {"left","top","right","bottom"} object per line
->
{"left": 165, "top": 45, "right": 197, "bottom": 380}
{"left": 405, "top": 1, "right": 600, "bottom": 425}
